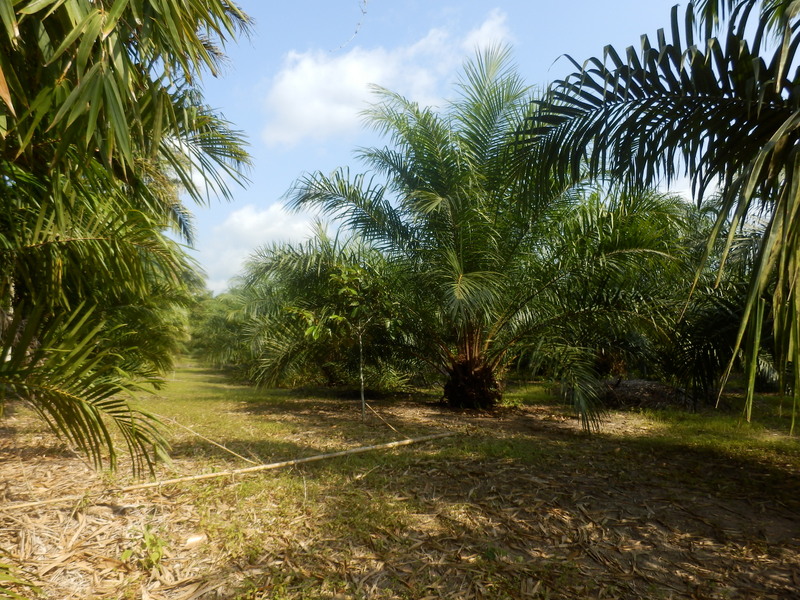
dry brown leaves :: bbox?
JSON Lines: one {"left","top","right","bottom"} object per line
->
{"left": 1, "top": 401, "right": 798, "bottom": 599}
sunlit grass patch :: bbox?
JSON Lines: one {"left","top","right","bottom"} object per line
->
{"left": 501, "top": 381, "right": 554, "bottom": 407}
{"left": 630, "top": 404, "right": 800, "bottom": 467}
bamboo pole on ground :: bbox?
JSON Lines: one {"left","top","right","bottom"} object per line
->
{"left": 0, "top": 432, "right": 457, "bottom": 512}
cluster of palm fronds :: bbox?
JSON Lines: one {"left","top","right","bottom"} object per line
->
{"left": 0, "top": 1, "right": 251, "bottom": 473}
{"left": 198, "top": 0, "right": 799, "bottom": 426}
{"left": 523, "top": 0, "right": 799, "bottom": 428}
{"left": 193, "top": 48, "right": 747, "bottom": 429}
{"left": 192, "top": 230, "right": 418, "bottom": 394}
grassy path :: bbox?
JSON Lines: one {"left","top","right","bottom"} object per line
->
{"left": 1, "top": 363, "right": 799, "bottom": 599}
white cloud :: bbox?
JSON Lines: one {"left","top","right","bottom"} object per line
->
{"left": 201, "top": 203, "right": 315, "bottom": 293}
{"left": 262, "top": 47, "right": 389, "bottom": 146}
{"left": 460, "top": 9, "right": 513, "bottom": 53}
{"left": 261, "top": 10, "right": 512, "bottom": 147}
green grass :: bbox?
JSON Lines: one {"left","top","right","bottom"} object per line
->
{"left": 500, "top": 381, "right": 555, "bottom": 407}
{"left": 627, "top": 401, "right": 800, "bottom": 469}
{"left": 140, "top": 362, "right": 800, "bottom": 494}
{"left": 13, "top": 360, "right": 796, "bottom": 599}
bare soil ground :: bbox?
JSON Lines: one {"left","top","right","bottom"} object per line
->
{"left": 0, "top": 373, "right": 798, "bottom": 599}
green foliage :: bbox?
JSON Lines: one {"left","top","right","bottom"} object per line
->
{"left": 0, "top": 0, "right": 251, "bottom": 204}
{"left": 0, "top": 305, "right": 168, "bottom": 472}
{"left": 236, "top": 228, "right": 416, "bottom": 392}
{"left": 0, "top": 0, "right": 251, "bottom": 471}
{"left": 281, "top": 47, "right": 697, "bottom": 424}
{"left": 189, "top": 291, "right": 253, "bottom": 373}
{"left": 661, "top": 284, "right": 744, "bottom": 403}
{"left": 120, "top": 525, "right": 168, "bottom": 573}
{"left": 0, "top": 560, "right": 39, "bottom": 600}
{"left": 526, "top": 0, "right": 800, "bottom": 426}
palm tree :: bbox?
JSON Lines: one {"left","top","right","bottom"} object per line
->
{"left": 0, "top": 0, "right": 252, "bottom": 470}
{"left": 0, "top": 0, "right": 251, "bottom": 202}
{"left": 523, "top": 0, "right": 799, "bottom": 428}
{"left": 233, "top": 228, "right": 411, "bottom": 395}
{"left": 287, "top": 47, "right": 690, "bottom": 422}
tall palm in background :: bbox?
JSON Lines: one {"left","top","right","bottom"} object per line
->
{"left": 288, "top": 48, "right": 547, "bottom": 409}
{"left": 288, "top": 48, "right": 691, "bottom": 421}
{"left": 0, "top": 0, "right": 251, "bottom": 470}
{"left": 525, "top": 0, "right": 800, "bottom": 427}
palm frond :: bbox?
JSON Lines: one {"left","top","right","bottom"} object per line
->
{"left": 0, "top": 304, "right": 168, "bottom": 473}
{"left": 525, "top": 0, "right": 800, "bottom": 421}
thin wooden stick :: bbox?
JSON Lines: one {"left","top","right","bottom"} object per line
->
{"left": 0, "top": 432, "right": 456, "bottom": 512}
{"left": 365, "top": 402, "right": 403, "bottom": 436}
{"left": 156, "top": 413, "right": 259, "bottom": 465}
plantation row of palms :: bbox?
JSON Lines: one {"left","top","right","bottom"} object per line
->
{"left": 2, "top": 0, "right": 798, "bottom": 473}
{"left": 194, "top": 40, "right": 771, "bottom": 426}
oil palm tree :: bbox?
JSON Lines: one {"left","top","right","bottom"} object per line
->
{"left": 288, "top": 47, "right": 690, "bottom": 422}
{"left": 0, "top": 0, "right": 252, "bottom": 471}
{"left": 0, "top": 0, "right": 251, "bottom": 202}
{"left": 232, "top": 228, "right": 411, "bottom": 393}
{"left": 288, "top": 47, "right": 543, "bottom": 409}
{"left": 523, "top": 0, "right": 800, "bottom": 427}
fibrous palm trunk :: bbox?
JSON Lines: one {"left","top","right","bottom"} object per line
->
{"left": 443, "top": 359, "right": 500, "bottom": 409}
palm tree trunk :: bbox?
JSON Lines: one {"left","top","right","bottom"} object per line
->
{"left": 443, "top": 358, "right": 500, "bottom": 409}
{"left": 358, "top": 328, "right": 366, "bottom": 421}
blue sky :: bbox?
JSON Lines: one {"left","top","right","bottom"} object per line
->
{"left": 194, "top": 0, "right": 683, "bottom": 292}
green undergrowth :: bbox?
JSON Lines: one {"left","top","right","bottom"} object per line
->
{"left": 628, "top": 398, "right": 800, "bottom": 468}
{"left": 500, "top": 381, "right": 555, "bottom": 407}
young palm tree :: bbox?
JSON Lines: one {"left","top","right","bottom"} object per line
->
{"left": 287, "top": 47, "right": 690, "bottom": 421}
{"left": 524, "top": 0, "right": 800, "bottom": 427}
{"left": 233, "top": 229, "right": 410, "bottom": 394}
